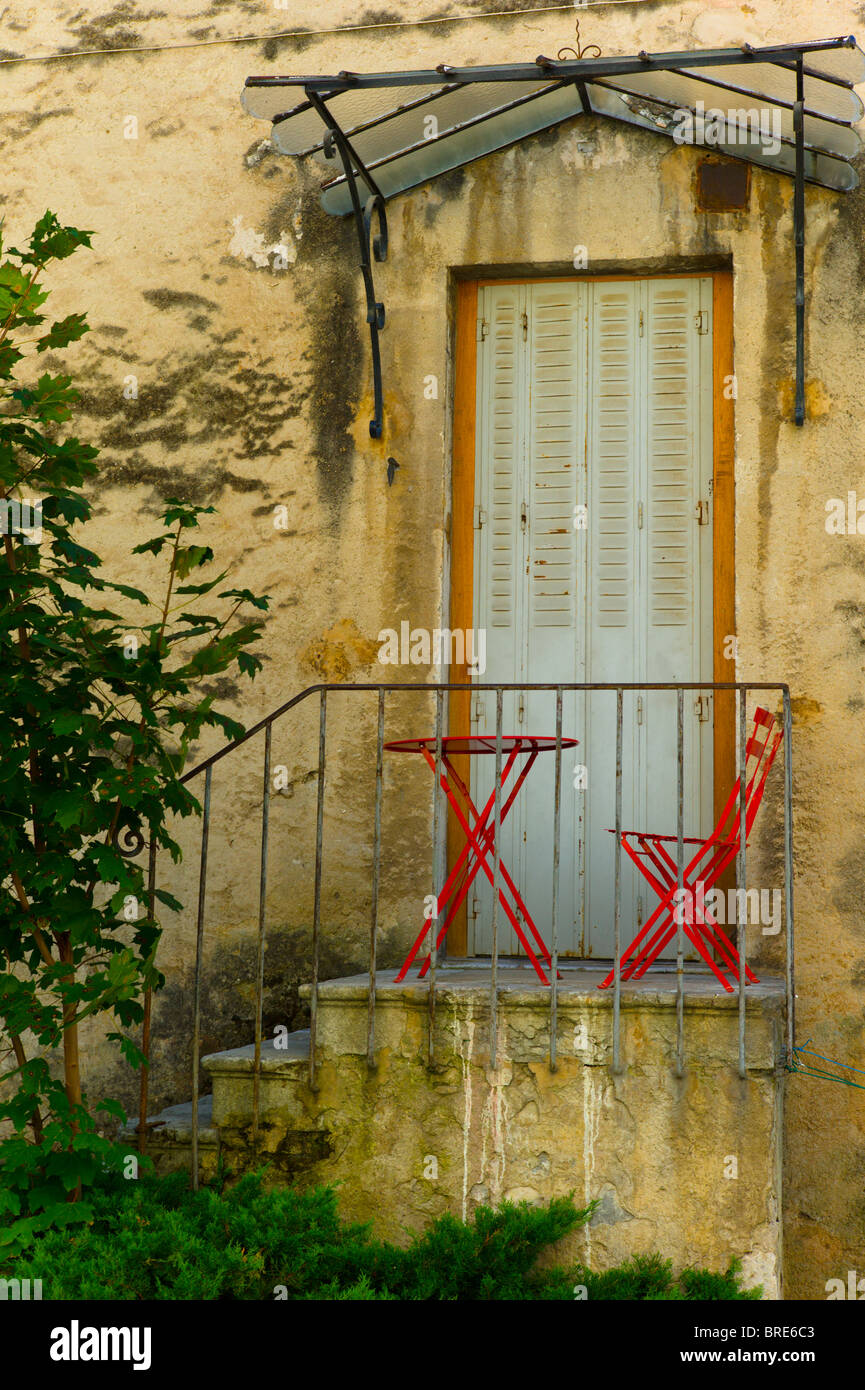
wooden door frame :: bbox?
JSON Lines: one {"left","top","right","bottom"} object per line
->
{"left": 446, "top": 270, "right": 735, "bottom": 958}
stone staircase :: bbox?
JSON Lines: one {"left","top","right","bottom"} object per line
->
{"left": 136, "top": 963, "right": 786, "bottom": 1294}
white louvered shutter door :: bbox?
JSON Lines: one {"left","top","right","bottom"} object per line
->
{"left": 471, "top": 284, "right": 528, "bottom": 953}
{"left": 520, "top": 281, "right": 587, "bottom": 955}
{"left": 584, "top": 281, "right": 643, "bottom": 955}
{"left": 643, "top": 277, "right": 714, "bottom": 881}
{"left": 469, "top": 277, "right": 713, "bottom": 961}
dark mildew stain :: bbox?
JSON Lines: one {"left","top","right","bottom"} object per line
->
{"left": 357, "top": 7, "right": 403, "bottom": 22}
{"left": 831, "top": 845, "right": 865, "bottom": 933}
{"left": 64, "top": 2, "right": 168, "bottom": 52}
{"left": 90, "top": 357, "right": 302, "bottom": 459}
{"left": 834, "top": 600, "right": 865, "bottom": 651}
{"left": 146, "top": 928, "right": 359, "bottom": 1110}
{"left": 2, "top": 109, "right": 75, "bottom": 137}
{"left": 70, "top": 323, "right": 305, "bottom": 510}
{"left": 199, "top": 676, "right": 242, "bottom": 703}
{"left": 833, "top": 172, "right": 865, "bottom": 299}
{"left": 755, "top": 178, "right": 789, "bottom": 586}
{"left": 90, "top": 453, "right": 268, "bottom": 511}
{"left": 147, "top": 118, "right": 184, "bottom": 139}
{"left": 288, "top": 183, "right": 362, "bottom": 515}
{"left": 142, "top": 288, "right": 220, "bottom": 313}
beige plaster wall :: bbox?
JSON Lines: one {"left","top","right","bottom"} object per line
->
{"left": 2, "top": 0, "right": 865, "bottom": 1297}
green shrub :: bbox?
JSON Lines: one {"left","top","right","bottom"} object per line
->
{"left": 2, "top": 1170, "right": 761, "bottom": 1301}
{"left": 573, "top": 1252, "right": 761, "bottom": 1301}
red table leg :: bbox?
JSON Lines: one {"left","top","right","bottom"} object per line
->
{"left": 396, "top": 743, "right": 555, "bottom": 985}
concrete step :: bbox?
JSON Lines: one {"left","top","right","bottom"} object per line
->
{"left": 121, "top": 1092, "right": 215, "bottom": 1141}
{"left": 120, "top": 1094, "right": 219, "bottom": 1179}
{"left": 202, "top": 1029, "right": 311, "bottom": 1130}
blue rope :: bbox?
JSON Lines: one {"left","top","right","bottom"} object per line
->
{"left": 786, "top": 1040, "right": 865, "bottom": 1091}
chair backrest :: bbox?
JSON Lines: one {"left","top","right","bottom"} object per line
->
{"left": 712, "top": 705, "right": 783, "bottom": 852}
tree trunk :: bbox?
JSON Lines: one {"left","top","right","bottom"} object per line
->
{"left": 58, "top": 934, "right": 83, "bottom": 1200}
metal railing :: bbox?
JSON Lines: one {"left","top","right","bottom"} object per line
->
{"left": 152, "top": 680, "right": 794, "bottom": 1186}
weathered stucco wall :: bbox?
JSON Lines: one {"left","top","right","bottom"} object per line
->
{"left": 3, "top": 1, "right": 865, "bottom": 1297}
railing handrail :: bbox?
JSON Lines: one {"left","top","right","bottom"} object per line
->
{"left": 181, "top": 679, "right": 792, "bottom": 783}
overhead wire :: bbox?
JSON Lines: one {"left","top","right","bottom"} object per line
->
{"left": 0, "top": 2, "right": 655, "bottom": 66}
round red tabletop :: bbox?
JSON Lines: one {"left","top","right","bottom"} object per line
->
{"left": 384, "top": 734, "right": 578, "bottom": 756}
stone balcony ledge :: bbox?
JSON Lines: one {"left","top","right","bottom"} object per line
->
{"left": 299, "top": 961, "right": 786, "bottom": 1014}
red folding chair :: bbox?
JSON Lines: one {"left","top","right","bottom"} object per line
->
{"left": 598, "top": 705, "right": 783, "bottom": 993}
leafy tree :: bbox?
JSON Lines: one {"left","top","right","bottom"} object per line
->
{"left": 0, "top": 212, "right": 269, "bottom": 1255}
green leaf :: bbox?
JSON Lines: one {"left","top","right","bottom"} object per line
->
{"left": 36, "top": 313, "right": 90, "bottom": 353}
{"left": 175, "top": 545, "right": 213, "bottom": 580}
{"left": 27, "top": 211, "right": 93, "bottom": 264}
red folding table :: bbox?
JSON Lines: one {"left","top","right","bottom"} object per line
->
{"left": 386, "top": 734, "right": 578, "bottom": 986}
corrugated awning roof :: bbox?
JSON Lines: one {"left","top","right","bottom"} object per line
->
{"left": 241, "top": 37, "right": 865, "bottom": 441}
{"left": 243, "top": 37, "right": 865, "bottom": 212}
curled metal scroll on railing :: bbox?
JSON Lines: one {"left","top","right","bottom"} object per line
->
{"left": 111, "top": 820, "right": 146, "bottom": 858}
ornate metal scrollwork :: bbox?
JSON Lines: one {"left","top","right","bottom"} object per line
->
{"left": 111, "top": 821, "right": 146, "bottom": 858}
{"left": 557, "top": 18, "right": 602, "bottom": 63}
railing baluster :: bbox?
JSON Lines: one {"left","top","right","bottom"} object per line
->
{"left": 613, "top": 688, "right": 623, "bottom": 1075}
{"left": 490, "top": 688, "right": 503, "bottom": 1069}
{"left": 783, "top": 686, "right": 796, "bottom": 1064}
{"left": 252, "top": 722, "right": 272, "bottom": 1149}
{"left": 309, "top": 690, "right": 327, "bottom": 1093}
{"left": 737, "top": 686, "right": 748, "bottom": 1079}
{"left": 549, "top": 687, "right": 563, "bottom": 1073}
{"left": 675, "top": 687, "right": 685, "bottom": 1078}
{"left": 428, "top": 689, "right": 444, "bottom": 1066}
{"left": 191, "top": 763, "right": 212, "bottom": 1192}
{"left": 368, "top": 689, "right": 385, "bottom": 1069}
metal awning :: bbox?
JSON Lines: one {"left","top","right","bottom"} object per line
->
{"left": 242, "top": 36, "right": 865, "bottom": 439}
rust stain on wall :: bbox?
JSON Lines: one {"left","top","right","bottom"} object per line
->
{"left": 301, "top": 618, "right": 381, "bottom": 681}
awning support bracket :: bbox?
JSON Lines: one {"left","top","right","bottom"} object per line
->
{"left": 307, "top": 89, "right": 389, "bottom": 440}
{"left": 793, "top": 55, "right": 806, "bottom": 426}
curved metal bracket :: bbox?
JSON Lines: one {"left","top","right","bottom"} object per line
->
{"left": 310, "top": 91, "right": 389, "bottom": 440}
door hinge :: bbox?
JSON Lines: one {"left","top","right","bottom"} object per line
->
{"left": 520, "top": 500, "right": 528, "bottom": 532}
{"left": 477, "top": 317, "right": 489, "bottom": 342}
{"left": 637, "top": 695, "right": 644, "bottom": 725}
{"left": 695, "top": 499, "right": 710, "bottom": 525}
{"left": 638, "top": 309, "right": 644, "bottom": 337}
{"left": 473, "top": 505, "right": 487, "bottom": 530}
{"left": 637, "top": 501, "right": 644, "bottom": 530}
{"left": 518, "top": 693, "right": 525, "bottom": 725}
{"left": 521, "top": 309, "right": 528, "bottom": 341}
{"left": 472, "top": 694, "right": 485, "bottom": 723}
{"left": 695, "top": 309, "right": 709, "bottom": 335}
{"left": 695, "top": 695, "right": 711, "bottom": 721}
